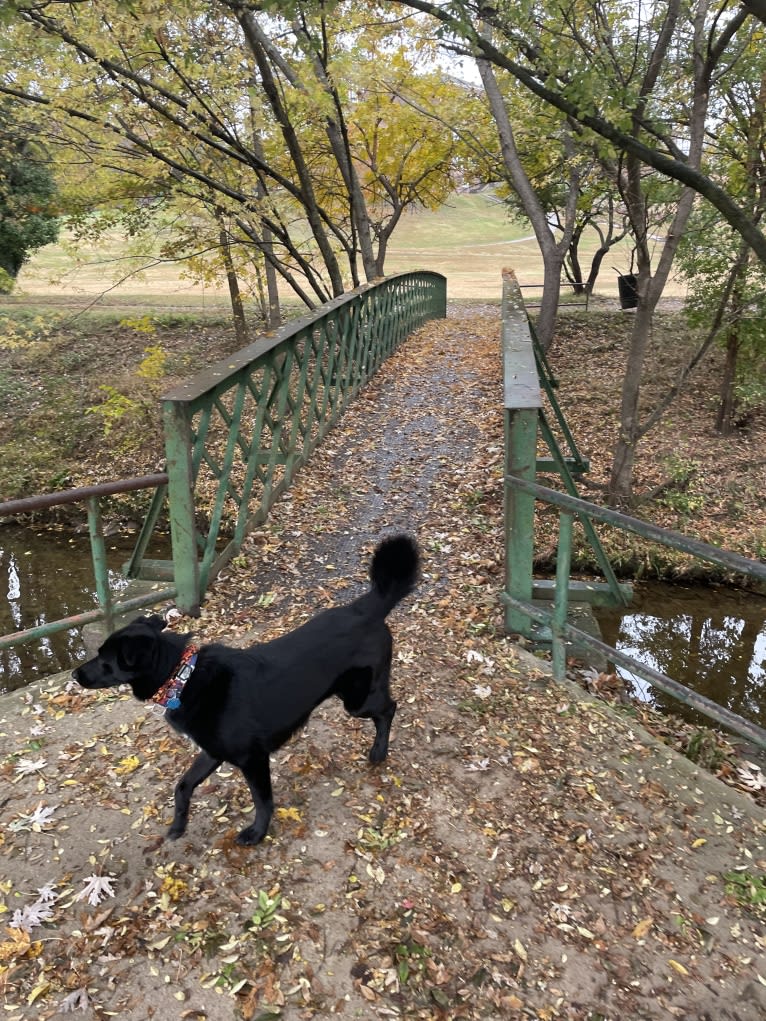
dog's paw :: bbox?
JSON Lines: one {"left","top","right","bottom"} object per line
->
{"left": 235, "top": 825, "right": 267, "bottom": 846}
{"left": 166, "top": 824, "right": 186, "bottom": 841}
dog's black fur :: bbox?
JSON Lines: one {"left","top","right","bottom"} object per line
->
{"left": 73, "top": 534, "right": 419, "bottom": 846}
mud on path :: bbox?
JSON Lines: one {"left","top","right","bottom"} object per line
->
{"left": 1, "top": 306, "right": 765, "bottom": 1021}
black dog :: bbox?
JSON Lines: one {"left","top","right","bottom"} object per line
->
{"left": 73, "top": 534, "right": 419, "bottom": 846}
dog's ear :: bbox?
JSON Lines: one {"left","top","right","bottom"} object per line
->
{"left": 111, "top": 616, "right": 164, "bottom": 668}
{"left": 119, "top": 633, "right": 157, "bottom": 670}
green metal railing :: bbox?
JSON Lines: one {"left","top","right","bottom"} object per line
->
{"left": 0, "top": 271, "right": 446, "bottom": 656}
{"left": 501, "top": 269, "right": 766, "bottom": 749}
{"left": 501, "top": 267, "right": 630, "bottom": 638}
{"left": 501, "top": 477, "right": 766, "bottom": 748}
{"left": 0, "top": 475, "right": 176, "bottom": 652}
{"left": 154, "top": 271, "right": 446, "bottom": 614}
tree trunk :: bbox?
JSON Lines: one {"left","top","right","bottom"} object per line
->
{"left": 248, "top": 121, "right": 281, "bottom": 329}
{"left": 237, "top": 11, "right": 346, "bottom": 297}
{"left": 607, "top": 0, "right": 710, "bottom": 504}
{"left": 217, "top": 220, "right": 249, "bottom": 349}
{"left": 536, "top": 255, "right": 566, "bottom": 351}
{"left": 566, "top": 225, "right": 585, "bottom": 292}
{"left": 716, "top": 72, "right": 766, "bottom": 433}
{"left": 476, "top": 53, "right": 577, "bottom": 350}
{"left": 608, "top": 295, "right": 654, "bottom": 504}
{"left": 716, "top": 325, "right": 740, "bottom": 435}
{"left": 299, "top": 35, "right": 378, "bottom": 283}
{"left": 262, "top": 250, "right": 281, "bottom": 329}
{"left": 584, "top": 245, "right": 607, "bottom": 295}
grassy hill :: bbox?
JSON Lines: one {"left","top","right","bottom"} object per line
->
{"left": 11, "top": 189, "right": 647, "bottom": 309}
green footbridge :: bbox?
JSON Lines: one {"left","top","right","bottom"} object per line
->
{"left": 1, "top": 269, "right": 765, "bottom": 749}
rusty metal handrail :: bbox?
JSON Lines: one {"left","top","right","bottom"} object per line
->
{"left": 0, "top": 473, "right": 168, "bottom": 516}
{"left": 1, "top": 474, "right": 175, "bottom": 659}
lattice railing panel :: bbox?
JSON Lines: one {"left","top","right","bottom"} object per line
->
{"left": 158, "top": 271, "right": 446, "bottom": 611}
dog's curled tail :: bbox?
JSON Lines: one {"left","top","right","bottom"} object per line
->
{"left": 369, "top": 533, "right": 420, "bottom": 616}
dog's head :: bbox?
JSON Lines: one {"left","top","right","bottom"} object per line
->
{"left": 73, "top": 614, "right": 183, "bottom": 700}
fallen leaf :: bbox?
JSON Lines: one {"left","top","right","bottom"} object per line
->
{"left": 668, "top": 959, "right": 689, "bottom": 976}
{"left": 632, "top": 917, "right": 654, "bottom": 939}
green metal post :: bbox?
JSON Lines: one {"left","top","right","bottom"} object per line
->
{"left": 86, "top": 495, "right": 114, "bottom": 634}
{"left": 504, "top": 406, "right": 539, "bottom": 636}
{"left": 538, "top": 410, "right": 629, "bottom": 606}
{"left": 162, "top": 399, "right": 201, "bottom": 615}
{"left": 502, "top": 268, "right": 542, "bottom": 638}
{"left": 198, "top": 382, "right": 248, "bottom": 592}
{"left": 124, "top": 481, "right": 168, "bottom": 579}
{"left": 552, "top": 511, "right": 573, "bottom": 680}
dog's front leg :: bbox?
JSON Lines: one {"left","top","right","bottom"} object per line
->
{"left": 236, "top": 752, "right": 273, "bottom": 846}
{"left": 168, "top": 750, "right": 222, "bottom": 840}
{"left": 369, "top": 699, "right": 397, "bottom": 764}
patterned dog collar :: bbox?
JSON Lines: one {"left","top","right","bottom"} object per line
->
{"left": 150, "top": 644, "right": 199, "bottom": 710}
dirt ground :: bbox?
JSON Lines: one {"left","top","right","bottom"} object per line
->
{"left": 1, "top": 307, "right": 765, "bottom": 1021}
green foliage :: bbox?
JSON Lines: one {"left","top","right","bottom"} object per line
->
{"left": 88, "top": 385, "right": 143, "bottom": 437}
{"left": 355, "top": 822, "right": 406, "bottom": 854}
{"left": 0, "top": 0, "right": 480, "bottom": 310}
{"left": 118, "top": 315, "right": 157, "bottom": 335}
{"left": 393, "top": 937, "right": 431, "bottom": 985}
{"left": 0, "top": 137, "right": 60, "bottom": 290}
{"left": 675, "top": 27, "right": 766, "bottom": 423}
{"left": 724, "top": 871, "right": 766, "bottom": 913}
{"left": 683, "top": 729, "right": 725, "bottom": 771}
{"left": 136, "top": 343, "right": 168, "bottom": 380}
{"left": 247, "top": 889, "right": 282, "bottom": 932}
{"left": 657, "top": 456, "right": 706, "bottom": 518}
{"left": 0, "top": 311, "right": 57, "bottom": 350}
{"left": 681, "top": 220, "right": 766, "bottom": 422}
{"left": 86, "top": 345, "right": 168, "bottom": 443}
{"left": 733, "top": 377, "right": 766, "bottom": 417}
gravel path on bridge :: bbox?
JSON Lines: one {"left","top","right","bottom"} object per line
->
{"left": 1, "top": 306, "right": 765, "bottom": 1021}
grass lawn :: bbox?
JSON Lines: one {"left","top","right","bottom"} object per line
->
{"left": 9, "top": 189, "right": 677, "bottom": 310}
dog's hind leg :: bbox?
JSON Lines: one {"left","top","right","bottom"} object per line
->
{"left": 168, "top": 750, "right": 222, "bottom": 840}
{"left": 366, "top": 644, "right": 397, "bottom": 764}
{"left": 235, "top": 752, "right": 274, "bottom": 846}
{"left": 336, "top": 655, "right": 398, "bottom": 764}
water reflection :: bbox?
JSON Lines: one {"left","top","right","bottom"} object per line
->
{"left": 595, "top": 583, "right": 766, "bottom": 731}
{"left": 0, "top": 526, "right": 133, "bottom": 693}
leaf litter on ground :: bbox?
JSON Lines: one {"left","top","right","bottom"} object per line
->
{"left": 0, "top": 305, "right": 765, "bottom": 1020}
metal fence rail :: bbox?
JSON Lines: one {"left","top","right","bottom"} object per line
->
{"left": 501, "top": 477, "right": 766, "bottom": 749}
{"left": 501, "top": 267, "right": 629, "bottom": 638}
{"left": 501, "top": 270, "right": 766, "bottom": 749}
{"left": 0, "top": 475, "right": 175, "bottom": 651}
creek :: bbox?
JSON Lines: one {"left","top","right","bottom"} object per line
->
{"left": 2, "top": 527, "right": 766, "bottom": 735}
{"left": 594, "top": 581, "right": 766, "bottom": 732}
{"left": 0, "top": 524, "right": 147, "bottom": 693}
